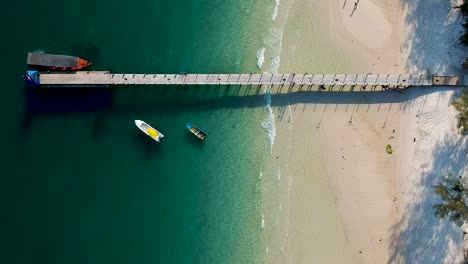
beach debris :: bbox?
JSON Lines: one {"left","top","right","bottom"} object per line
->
{"left": 386, "top": 144, "right": 393, "bottom": 154}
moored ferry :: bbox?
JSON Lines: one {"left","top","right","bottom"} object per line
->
{"left": 27, "top": 52, "right": 92, "bottom": 71}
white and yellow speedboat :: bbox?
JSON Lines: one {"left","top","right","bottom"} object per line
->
{"left": 134, "top": 120, "right": 164, "bottom": 142}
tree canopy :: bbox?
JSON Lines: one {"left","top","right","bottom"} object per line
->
{"left": 433, "top": 176, "right": 468, "bottom": 226}
{"left": 453, "top": 90, "right": 468, "bottom": 135}
{"left": 459, "top": 0, "right": 468, "bottom": 17}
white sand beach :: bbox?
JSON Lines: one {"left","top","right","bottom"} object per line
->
{"left": 261, "top": 0, "right": 468, "bottom": 263}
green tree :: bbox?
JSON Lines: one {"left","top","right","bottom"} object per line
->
{"left": 453, "top": 90, "right": 468, "bottom": 135}
{"left": 433, "top": 176, "right": 468, "bottom": 226}
{"left": 458, "top": 1, "right": 468, "bottom": 49}
{"left": 461, "top": 32, "right": 468, "bottom": 46}
{"left": 461, "top": 22, "right": 468, "bottom": 46}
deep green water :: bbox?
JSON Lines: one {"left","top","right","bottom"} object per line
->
{"left": 1, "top": 0, "right": 273, "bottom": 263}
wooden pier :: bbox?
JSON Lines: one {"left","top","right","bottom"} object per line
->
{"left": 30, "top": 71, "right": 467, "bottom": 88}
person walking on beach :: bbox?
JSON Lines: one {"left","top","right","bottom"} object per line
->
{"left": 350, "top": 2, "right": 358, "bottom": 17}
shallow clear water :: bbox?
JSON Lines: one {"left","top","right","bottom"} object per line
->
{"left": 0, "top": 0, "right": 275, "bottom": 263}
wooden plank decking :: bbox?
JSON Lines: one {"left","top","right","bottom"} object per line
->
{"left": 37, "top": 72, "right": 466, "bottom": 88}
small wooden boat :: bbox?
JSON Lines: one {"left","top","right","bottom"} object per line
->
{"left": 186, "top": 123, "right": 206, "bottom": 140}
{"left": 135, "top": 120, "right": 164, "bottom": 142}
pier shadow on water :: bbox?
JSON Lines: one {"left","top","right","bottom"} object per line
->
{"left": 22, "top": 84, "right": 457, "bottom": 118}
{"left": 25, "top": 87, "right": 113, "bottom": 113}
{"left": 21, "top": 87, "right": 114, "bottom": 138}
{"left": 20, "top": 84, "right": 460, "bottom": 143}
{"left": 114, "top": 85, "right": 456, "bottom": 114}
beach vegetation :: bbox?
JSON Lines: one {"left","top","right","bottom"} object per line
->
{"left": 386, "top": 144, "right": 393, "bottom": 154}
{"left": 462, "top": 31, "right": 468, "bottom": 46}
{"left": 452, "top": 90, "right": 468, "bottom": 134}
{"left": 461, "top": 21, "right": 468, "bottom": 46}
{"left": 433, "top": 176, "right": 468, "bottom": 226}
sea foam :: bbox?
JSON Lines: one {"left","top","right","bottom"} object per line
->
{"left": 261, "top": 214, "right": 265, "bottom": 229}
{"left": 261, "top": 86, "right": 276, "bottom": 149}
{"left": 256, "top": 47, "right": 265, "bottom": 70}
{"left": 260, "top": 28, "right": 283, "bottom": 149}
{"left": 269, "top": 28, "right": 283, "bottom": 73}
{"left": 272, "top": 0, "right": 280, "bottom": 21}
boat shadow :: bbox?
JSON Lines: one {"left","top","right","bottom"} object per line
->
{"left": 184, "top": 132, "right": 204, "bottom": 150}
{"left": 133, "top": 132, "right": 162, "bottom": 160}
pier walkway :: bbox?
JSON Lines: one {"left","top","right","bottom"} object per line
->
{"left": 28, "top": 71, "right": 466, "bottom": 88}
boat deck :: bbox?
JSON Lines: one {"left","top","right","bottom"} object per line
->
{"left": 27, "top": 52, "right": 80, "bottom": 67}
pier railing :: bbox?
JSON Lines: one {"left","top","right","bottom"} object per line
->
{"left": 25, "top": 71, "right": 467, "bottom": 88}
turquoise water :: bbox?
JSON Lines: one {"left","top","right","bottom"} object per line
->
{"left": 1, "top": 0, "right": 273, "bottom": 263}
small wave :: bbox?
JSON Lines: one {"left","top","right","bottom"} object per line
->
{"left": 271, "top": 56, "right": 281, "bottom": 74}
{"left": 268, "top": 28, "right": 283, "bottom": 74}
{"left": 262, "top": 86, "right": 276, "bottom": 149}
{"left": 261, "top": 6, "right": 286, "bottom": 152}
{"left": 261, "top": 214, "right": 265, "bottom": 229}
{"left": 256, "top": 47, "right": 265, "bottom": 70}
{"left": 272, "top": 0, "right": 280, "bottom": 21}
{"left": 246, "top": 0, "right": 255, "bottom": 14}
{"left": 261, "top": 107, "right": 276, "bottom": 148}
{"left": 261, "top": 26, "right": 279, "bottom": 150}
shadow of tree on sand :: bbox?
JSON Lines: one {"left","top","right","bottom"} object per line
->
{"left": 387, "top": 115, "right": 467, "bottom": 262}
{"left": 388, "top": 1, "right": 468, "bottom": 261}
{"left": 401, "top": 0, "right": 468, "bottom": 75}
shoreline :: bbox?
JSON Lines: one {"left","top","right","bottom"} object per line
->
{"left": 262, "top": 0, "right": 468, "bottom": 263}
